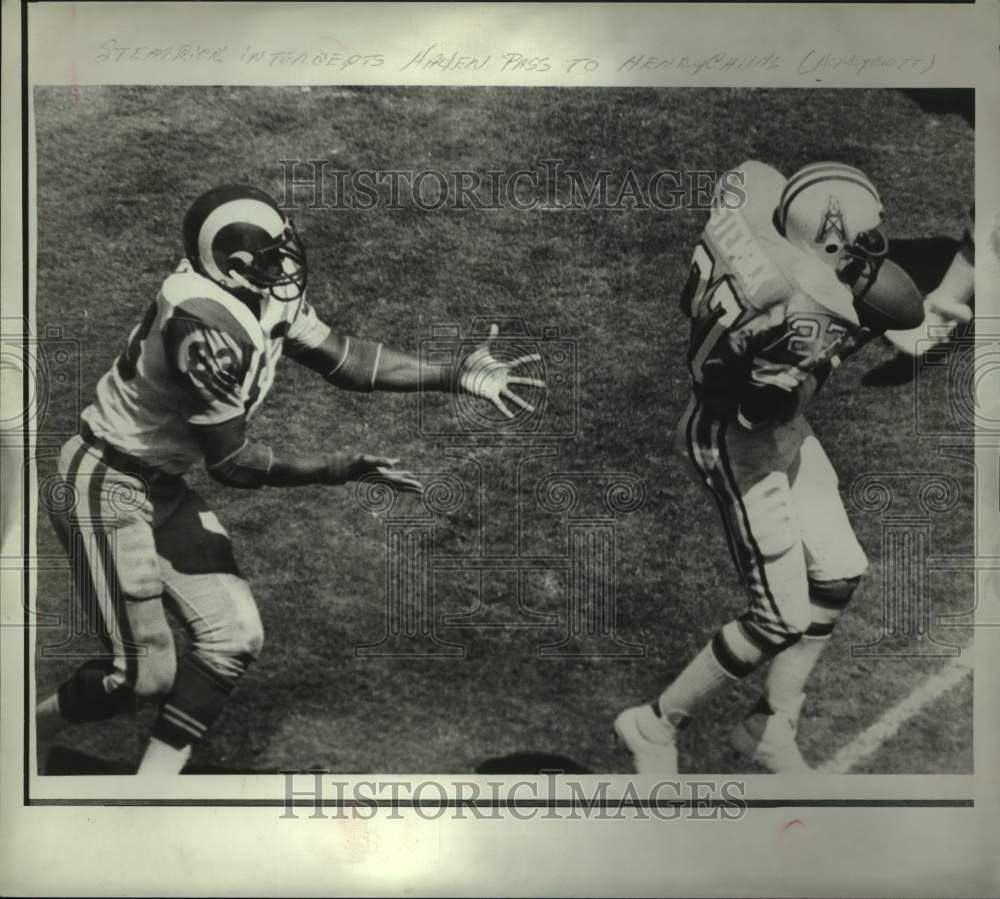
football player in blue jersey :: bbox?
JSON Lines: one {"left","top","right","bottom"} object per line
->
{"left": 35, "top": 184, "right": 544, "bottom": 775}
{"left": 615, "top": 161, "right": 923, "bottom": 773}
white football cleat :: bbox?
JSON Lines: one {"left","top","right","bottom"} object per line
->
{"left": 731, "top": 695, "right": 811, "bottom": 773}
{"left": 614, "top": 704, "right": 679, "bottom": 774}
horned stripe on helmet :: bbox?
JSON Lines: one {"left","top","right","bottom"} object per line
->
{"left": 783, "top": 168, "right": 879, "bottom": 196}
{"left": 782, "top": 161, "right": 876, "bottom": 188}
{"left": 197, "top": 199, "right": 286, "bottom": 285}
{"left": 183, "top": 184, "right": 306, "bottom": 302}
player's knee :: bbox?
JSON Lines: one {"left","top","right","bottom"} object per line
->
{"left": 224, "top": 578, "right": 264, "bottom": 659}
{"left": 131, "top": 630, "right": 177, "bottom": 697}
{"left": 133, "top": 648, "right": 177, "bottom": 697}
{"left": 824, "top": 537, "right": 869, "bottom": 581}
{"left": 229, "top": 603, "right": 264, "bottom": 660}
{"left": 191, "top": 578, "right": 264, "bottom": 677}
{"left": 118, "top": 566, "right": 163, "bottom": 601}
{"left": 782, "top": 602, "right": 813, "bottom": 638}
{"left": 754, "top": 557, "right": 811, "bottom": 639}
{"left": 809, "top": 575, "right": 863, "bottom": 612}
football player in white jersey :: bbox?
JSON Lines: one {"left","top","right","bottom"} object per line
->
{"left": 615, "top": 161, "right": 922, "bottom": 773}
{"left": 35, "top": 184, "right": 544, "bottom": 775}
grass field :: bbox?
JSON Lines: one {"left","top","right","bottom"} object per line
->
{"left": 32, "top": 86, "right": 975, "bottom": 775}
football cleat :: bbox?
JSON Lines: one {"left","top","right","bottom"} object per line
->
{"left": 731, "top": 695, "right": 811, "bottom": 773}
{"left": 614, "top": 704, "right": 679, "bottom": 774}
{"left": 183, "top": 184, "right": 307, "bottom": 302}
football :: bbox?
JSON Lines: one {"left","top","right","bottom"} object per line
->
{"left": 853, "top": 257, "right": 925, "bottom": 333}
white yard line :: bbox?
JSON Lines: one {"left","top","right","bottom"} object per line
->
{"left": 816, "top": 649, "right": 974, "bottom": 774}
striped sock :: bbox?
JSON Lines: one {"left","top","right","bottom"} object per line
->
{"left": 149, "top": 652, "right": 250, "bottom": 751}
{"left": 657, "top": 620, "right": 766, "bottom": 734}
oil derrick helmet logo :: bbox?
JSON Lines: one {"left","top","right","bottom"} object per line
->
{"left": 815, "top": 195, "right": 848, "bottom": 252}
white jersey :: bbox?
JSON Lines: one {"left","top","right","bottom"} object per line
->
{"left": 82, "top": 260, "right": 330, "bottom": 474}
{"left": 683, "top": 160, "right": 859, "bottom": 421}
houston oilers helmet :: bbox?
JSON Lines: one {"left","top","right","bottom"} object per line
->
{"left": 776, "top": 162, "right": 888, "bottom": 298}
{"left": 183, "top": 184, "right": 306, "bottom": 301}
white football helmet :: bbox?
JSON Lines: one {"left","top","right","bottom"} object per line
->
{"left": 776, "top": 162, "right": 888, "bottom": 297}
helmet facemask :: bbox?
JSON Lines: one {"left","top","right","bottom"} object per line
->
{"left": 184, "top": 185, "right": 309, "bottom": 304}
{"left": 226, "top": 220, "right": 307, "bottom": 302}
{"left": 837, "top": 225, "right": 888, "bottom": 302}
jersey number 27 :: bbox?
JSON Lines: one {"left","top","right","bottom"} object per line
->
{"left": 680, "top": 242, "right": 751, "bottom": 383}
{"left": 679, "top": 243, "right": 744, "bottom": 328}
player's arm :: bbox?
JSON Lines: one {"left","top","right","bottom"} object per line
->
{"left": 735, "top": 366, "right": 818, "bottom": 431}
{"left": 702, "top": 313, "right": 822, "bottom": 431}
{"left": 693, "top": 305, "right": 799, "bottom": 429}
{"left": 191, "top": 415, "right": 422, "bottom": 492}
{"left": 288, "top": 330, "right": 455, "bottom": 392}
{"left": 167, "top": 313, "right": 422, "bottom": 492}
{"left": 733, "top": 318, "right": 880, "bottom": 430}
{"left": 282, "top": 300, "right": 453, "bottom": 391}
{"left": 286, "top": 305, "right": 545, "bottom": 419}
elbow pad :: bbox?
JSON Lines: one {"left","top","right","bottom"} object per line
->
{"left": 324, "top": 336, "right": 383, "bottom": 392}
{"left": 206, "top": 441, "right": 274, "bottom": 489}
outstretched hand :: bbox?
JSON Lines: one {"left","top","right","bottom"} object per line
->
{"left": 457, "top": 324, "right": 546, "bottom": 419}
{"left": 351, "top": 455, "right": 425, "bottom": 495}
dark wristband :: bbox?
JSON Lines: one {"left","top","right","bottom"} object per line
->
{"left": 323, "top": 452, "right": 355, "bottom": 485}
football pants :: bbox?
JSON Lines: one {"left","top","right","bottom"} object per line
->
{"left": 51, "top": 434, "right": 263, "bottom": 706}
{"left": 677, "top": 397, "right": 868, "bottom": 650}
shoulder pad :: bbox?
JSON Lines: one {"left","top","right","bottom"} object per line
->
{"left": 714, "top": 160, "right": 786, "bottom": 230}
{"left": 161, "top": 270, "right": 264, "bottom": 352}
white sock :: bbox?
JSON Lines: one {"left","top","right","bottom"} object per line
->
{"left": 657, "top": 624, "right": 751, "bottom": 736}
{"left": 766, "top": 635, "right": 829, "bottom": 716}
{"left": 136, "top": 737, "right": 192, "bottom": 776}
{"left": 932, "top": 240, "right": 975, "bottom": 308}
{"left": 36, "top": 692, "right": 68, "bottom": 741}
